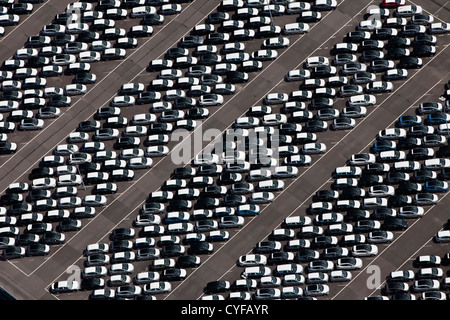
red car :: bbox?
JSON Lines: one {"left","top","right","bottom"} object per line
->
{"left": 382, "top": 0, "right": 406, "bottom": 7}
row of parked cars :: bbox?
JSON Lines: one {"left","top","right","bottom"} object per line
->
{"left": 0, "top": 0, "right": 201, "bottom": 262}
{"left": 0, "top": 0, "right": 187, "bottom": 153}
{"left": 43, "top": 0, "right": 349, "bottom": 298}
{"left": 0, "top": 0, "right": 39, "bottom": 37}
{"left": 197, "top": 76, "right": 450, "bottom": 299}
{"left": 366, "top": 253, "right": 450, "bottom": 300}
{"left": 32, "top": 0, "right": 450, "bottom": 300}
{"left": 48, "top": 0, "right": 446, "bottom": 299}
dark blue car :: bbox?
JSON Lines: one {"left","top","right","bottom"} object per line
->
{"left": 425, "top": 112, "right": 450, "bottom": 125}
{"left": 424, "top": 180, "right": 449, "bottom": 193}
{"left": 372, "top": 140, "right": 397, "bottom": 153}
{"left": 397, "top": 115, "right": 422, "bottom": 128}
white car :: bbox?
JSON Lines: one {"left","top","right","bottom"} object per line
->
{"left": 358, "top": 19, "right": 382, "bottom": 30}
{"left": 198, "top": 94, "right": 223, "bottom": 106}
{"left": 57, "top": 174, "right": 83, "bottom": 186}
{"left": 78, "top": 51, "right": 101, "bottom": 63}
{"left": 283, "top": 22, "right": 310, "bottom": 34}
{"left": 351, "top": 244, "right": 378, "bottom": 257}
{"left": 50, "top": 281, "right": 80, "bottom": 294}
{"left": 285, "top": 69, "right": 311, "bottom": 82}
{"left": 423, "top": 158, "right": 450, "bottom": 170}
{"left": 111, "top": 96, "right": 135, "bottom": 107}
{"left": 262, "top": 114, "right": 287, "bottom": 126}
{"left": 434, "top": 230, "right": 450, "bottom": 243}
{"left": 234, "top": 117, "right": 260, "bottom": 128}
{"left": 398, "top": 206, "right": 424, "bottom": 218}
{"left": 302, "top": 143, "right": 327, "bottom": 154}
{"left": 429, "top": 22, "right": 450, "bottom": 34}
{"left": 83, "top": 195, "right": 107, "bottom": 207}
{"left": 238, "top": 254, "right": 267, "bottom": 267}
{"left": 349, "top": 153, "right": 376, "bottom": 165}
{"left": 396, "top": 4, "right": 422, "bottom": 16}
{"left": 65, "top": 84, "right": 87, "bottom": 96}
{"left": 143, "top": 281, "right": 172, "bottom": 295}
{"left": 264, "top": 93, "right": 289, "bottom": 105}
{"left": 378, "top": 128, "right": 407, "bottom": 140}
{"left": 287, "top": 2, "right": 311, "bottom": 13}
{"left": 15, "top": 48, "right": 38, "bottom": 59}
{"left": 348, "top": 94, "right": 376, "bottom": 107}
{"left": 132, "top": 113, "right": 157, "bottom": 125}
{"left": 128, "top": 157, "right": 153, "bottom": 169}
{"left": 305, "top": 56, "right": 329, "bottom": 68}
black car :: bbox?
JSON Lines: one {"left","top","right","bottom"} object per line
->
{"left": 372, "top": 28, "right": 396, "bottom": 40}
{"left": 1, "top": 247, "right": 25, "bottom": 260}
{"left": 312, "top": 65, "right": 336, "bottom": 78}
{"left": 414, "top": 35, "right": 437, "bottom": 46}
{"left": 74, "top": 72, "right": 96, "bottom": 84}
{"left": 341, "top": 187, "right": 365, "bottom": 200}
{"left": 207, "top": 12, "right": 228, "bottom": 24}
{"left": 26, "top": 36, "right": 49, "bottom": 48}
{"left": 58, "top": 219, "right": 82, "bottom": 232}
{"left": 387, "top": 37, "right": 411, "bottom": 49}
{"left": 399, "top": 57, "right": 422, "bottom": 69}
{"left": 161, "top": 268, "right": 187, "bottom": 281}
{"left": 189, "top": 242, "right": 213, "bottom": 255}
{"left": 177, "top": 255, "right": 201, "bottom": 268}
{"left": 386, "top": 48, "right": 410, "bottom": 60}
{"left": 310, "top": 97, "right": 333, "bottom": 110}
{"left": 314, "top": 190, "right": 338, "bottom": 202}
{"left": 137, "top": 91, "right": 160, "bottom": 104}
{"left": 161, "top": 244, "right": 185, "bottom": 258}
{"left": 345, "top": 31, "right": 370, "bottom": 43}
{"left": 48, "top": 95, "right": 71, "bottom": 107}
{"left": 29, "top": 189, "right": 51, "bottom": 202}
{"left": 226, "top": 71, "right": 248, "bottom": 84}
{"left": 142, "top": 13, "right": 164, "bottom": 25}
{"left": 384, "top": 282, "right": 409, "bottom": 295}
{"left": 412, "top": 45, "right": 436, "bottom": 57}
{"left": 412, "top": 169, "right": 436, "bottom": 183}
{"left": 78, "top": 31, "right": 100, "bottom": 43}
{"left": 10, "top": 3, "right": 34, "bottom": 15}
{"left": 321, "top": 247, "right": 347, "bottom": 260}
{"left": 0, "top": 142, "right": 16, "bottom": 154}
{"left": 295, "top": 249, "right": 319, "bottom": 263}
{"left": 361, "top": 50, "right": 384, "bottom": 63}
{"left": 81, "top": 278, "right": 104, "bottom": 291}
{"left": 111, "top": 228, "right": 135, "bottom": 240}
{"left": 383, "top": 217, "right": 408, "bottom": 231}
{"left": 26, "top": 243, "right": 49, "bottom": 256}
{"left": 345, "top": 209, "right": 369, "bottom": 222}
{"left": 41, "top": 232, "right": 65, "bottom": 244}
{"left": 268, "top": 252, "right": 293, "bottom": 265}
{"left": 206, "top": 280, "right": 230, "bottom": 294}
{"left": 371, "top": 208, "right": 397, "bottom": 220}
{"left": 254, "top": 241, "right": 281, "bottom": 254}
{"left": 1, "top": 193, "right": 22, "bottom": 206}
{"left": 179, "top": 35, "right": 204, "bottom": 48}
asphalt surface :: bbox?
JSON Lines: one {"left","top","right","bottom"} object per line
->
{"left": 0, "top": 0, "right": 448, "bottom": 301}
